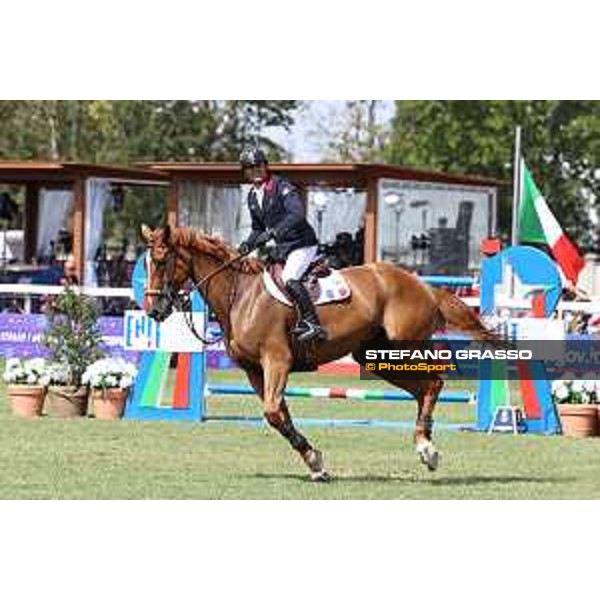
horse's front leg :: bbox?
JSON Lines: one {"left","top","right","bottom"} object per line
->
{"left": 259, "top": 357, "right": 330, "bottom": 482}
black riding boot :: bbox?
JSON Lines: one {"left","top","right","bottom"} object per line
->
{"left": 285, "top": 279, "right": 327, "bottom": 342}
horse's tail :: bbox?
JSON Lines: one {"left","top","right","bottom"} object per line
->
{"left": 433, "top": 287, "right": 503, "bottom": 343}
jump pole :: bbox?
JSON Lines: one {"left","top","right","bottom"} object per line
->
{"left": 206, "top": 384, "right": 473, "bottom": 403}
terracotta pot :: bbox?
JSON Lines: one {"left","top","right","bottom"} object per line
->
{"left": 557, "top": 404, "right": 599, "bottom": 438}
{"left": 46, "top": 385, "right": 89, "bottom": 418}
{"left": 7, "top": 385, "right": 46, "bottom": 418}
{"left": 91, "top": 388, "right": 129, "bottom": 420}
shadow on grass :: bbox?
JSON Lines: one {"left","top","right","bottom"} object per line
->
{"left": 247, "top": 472, "right": 576, "bottom": 486}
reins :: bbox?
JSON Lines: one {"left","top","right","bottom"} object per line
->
{"left": 182, "top": 250, "right": 249, "bottom": 345}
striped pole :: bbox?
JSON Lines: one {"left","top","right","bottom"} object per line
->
{"left": 206, "top": 384, "right": 473, "bottom": 403}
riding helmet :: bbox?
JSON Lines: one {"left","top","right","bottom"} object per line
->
{"left": 239, "top": 146, "right": 268, "bottom": 169}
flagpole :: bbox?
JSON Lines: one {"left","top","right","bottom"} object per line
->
{"left": 511, "top": 125, "right": 522, "bottom": 246}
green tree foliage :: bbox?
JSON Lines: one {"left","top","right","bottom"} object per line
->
{"left": 0, "top": 100, "right": 300, "bottom": 162}
{"left": 386, "top": 101, "right": 600, "bottom": 248}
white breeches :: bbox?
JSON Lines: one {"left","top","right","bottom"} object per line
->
{"left": 281, "top": 245, "right": 319, "bottom": 284}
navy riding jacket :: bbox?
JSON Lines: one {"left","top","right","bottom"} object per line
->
{"left": 244, "top": 175, "right": 318, "bottom": 261}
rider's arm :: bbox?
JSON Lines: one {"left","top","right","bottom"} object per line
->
{"left": 272, "top": 184, "right": 305, "bottom": 241}
{"left": 243, "top": 198, "right": 266, "bottom": 247}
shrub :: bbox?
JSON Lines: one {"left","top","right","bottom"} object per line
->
{"left": 43, "top": 287, "right": 104, "bottom": 386}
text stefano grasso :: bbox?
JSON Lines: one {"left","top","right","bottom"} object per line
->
{"left": 364, "top": 349, "right": 533, "bottom": 361}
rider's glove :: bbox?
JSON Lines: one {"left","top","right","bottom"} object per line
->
{"left": 237, "top": 241, "right": 254, "bottom": 255}
{"left": 254, "top": 230, "right": 274, "bottom": 247}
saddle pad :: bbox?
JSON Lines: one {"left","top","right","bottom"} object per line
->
{"left": 263, "top": 270, "right": 351, "bottom": 306}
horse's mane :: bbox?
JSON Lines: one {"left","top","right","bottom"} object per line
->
{"left": 170, "top": 228, "right": 264, "bottom": 275}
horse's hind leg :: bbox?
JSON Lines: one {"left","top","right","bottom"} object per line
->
{"left": 413, "top": 376, "right": 443, "bottom": 471}
{"left": 352, "top": 338, "right": 442, "bottom": 471}
{"left": 370, "top": 373, "right": 442, "bottom": 470}
{"left": 248, "top": 360, "right": 329, "bottom": 482}
{"left": 373, "top": 373, "right": 442, "bottom": 471}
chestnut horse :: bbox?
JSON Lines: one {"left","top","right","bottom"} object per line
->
{"left": 141, "top": 225, "right": 498, "bottom": 481}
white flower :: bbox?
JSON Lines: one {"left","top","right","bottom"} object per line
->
{"left": 6, "top": 358, "right": 21, "bottom": 370}
{"left": 2, "top": 358, "right": 52, "bottom": 384}
{"left": 82, "top": 358, "right": 138, "bottom": 388}
{"left": 555, "top": 384, "right": 570, "bottom": 400}
{"left": 46, "top": 363, "right": 70, "bottom": 384}
{"left": 28, "top": 358, "right": 46, "bottom": 371}
{"left": 121, "top": 376, "right": 133, "bottom": 389}
{"left": 583, "top": 380, "right": 596, "bottom": 393}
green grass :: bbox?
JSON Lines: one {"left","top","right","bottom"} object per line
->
{"left": 1, "top": 363, "right": 600, "bottom": 499}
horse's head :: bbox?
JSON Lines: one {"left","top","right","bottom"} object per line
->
{"left": 140, "top": 224, "right": 189, "bottom": 322}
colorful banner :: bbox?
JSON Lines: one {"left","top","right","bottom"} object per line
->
{"left": 0, "top": 314, "right": 237, "bottom": 369}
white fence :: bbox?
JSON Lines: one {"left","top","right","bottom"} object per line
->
{"left": 1, "top": 283, "right": 600, "bottom": 318}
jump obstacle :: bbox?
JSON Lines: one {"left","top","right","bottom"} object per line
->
{"left": 122, "top": 255, "right": 560, "bottom": 433}
{"left": 122, "top": 262, "right": 474, "bottom": 428}
{"left": 476, "top": 246, "right": 561, "bottom": 434}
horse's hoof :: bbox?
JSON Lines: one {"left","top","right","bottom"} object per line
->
{"left": 304, "top": 449, "right": 330, "bottom": 481}
{"left": 416, "top": 440, "right": 440, "bottom": 472}
{"left": 310, "top": 470, "right": 331, "bottom": 483}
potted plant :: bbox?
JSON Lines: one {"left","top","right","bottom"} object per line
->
{"left": 83, "top": 358, "right": 138, "bottom": 420}
{"left": 3, "top": 358, "right": 49, "bottom": 418}
{"left": 552, "top": 379, "right": 599, "bottom": 438}
{"left": 43, "top": 287, "right": 104, "bottom": 418}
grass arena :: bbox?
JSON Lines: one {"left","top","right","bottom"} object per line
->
{"left": 2, "top": 363, "right": 600, "bottom": 500}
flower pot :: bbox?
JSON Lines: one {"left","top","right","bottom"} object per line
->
{"left": 46, "top": 385, "right": 89, "bottom": 418}
{"left": 91, "top": 388, "right": 129, "bottom": 420}
{"left": 7, "top": 385, "right": 46, "bottom": 418}
{"left": 557, "top": 404, "right": 599, "bottom": 438}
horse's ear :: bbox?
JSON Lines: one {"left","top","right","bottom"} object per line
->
{"left": 140, "top": 224, "right": 152, "bottom": 242}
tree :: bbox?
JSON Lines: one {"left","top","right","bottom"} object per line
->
{"left": 0, "top": 100, "right": 300, "bottom": 162}
{"left": 308, "top": 101, "right": 391, "bottom": 162}
{"left": 386, "top": 101, "right": 600, "bottom": 249}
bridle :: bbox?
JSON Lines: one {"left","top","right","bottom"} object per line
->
{"left": 144, "top": 244, "right": 251, "bottom": 345}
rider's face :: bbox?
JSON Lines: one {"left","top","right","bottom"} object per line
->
{"left": 243, "top": 164, "right": 268, "bottom": 185}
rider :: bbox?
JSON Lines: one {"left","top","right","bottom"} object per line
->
{"left": 237, "top": 146, "right": 327, "bottom": 343}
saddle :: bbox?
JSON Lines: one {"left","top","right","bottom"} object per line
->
{"left": 263, "top": 257, "right": 351, "bottom": 306}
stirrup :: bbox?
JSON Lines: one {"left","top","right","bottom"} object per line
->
{"left": 294, "top": 320, "right": 327, "bottom": 342}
